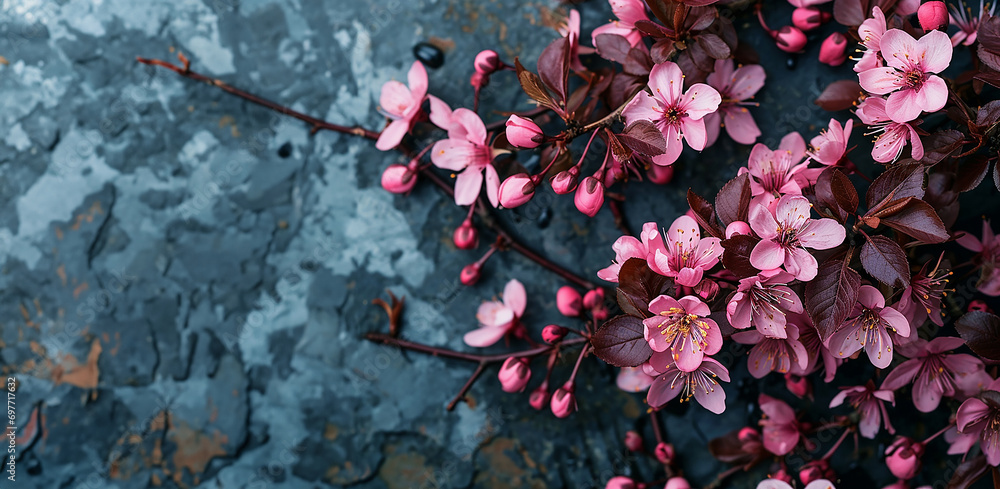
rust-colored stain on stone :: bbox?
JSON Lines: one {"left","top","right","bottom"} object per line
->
{"left": 428, "top": 36, "right": 456, "bottom": 52}
{"left": 56, "top": 265, "right": 67, "bottom": 286}
{"left": 53, "top": 339, "right": 101, "bottom": 389}
{"left": 70, "top": 201, "right": 103, "bottom": 231}
{"left": 73, "top": 282, "right": 90, "bottom": 300}
{"left": 377, "top": 447, "right": 427, "bottom": 489}
{"left": 474, "top": 437, "right": 546, "bottom": 488}
{"left": 323, "top": 423, "right": 339, "bottom": 441}
{"left": 167, "top": 418, "right": 229, "bottom": 485}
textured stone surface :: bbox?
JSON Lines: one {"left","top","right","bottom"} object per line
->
{"left": 2, "top": 0, "right": 994, "bottom": 488}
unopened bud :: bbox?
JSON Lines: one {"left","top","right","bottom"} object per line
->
{"left": 725, "top": 220, "right": 752, "bottom": 238}
{"left": 605, "top": 477, "right": 637, "bottom": 489}
{"left": 498, "top": 357, "right": 532, "bottom": 393}
{"left": 542, "top": 325, "right": 569, "bottom": 344}
{"left": 474, "top": 49, "right": 501, "bottom": 75}
{"left": 550, "top": 382, "right": 577, "bottom": 418}
{"left": 654, "top": 442, "right": 675, "bottom": 465}
{"left": 799, "top": 460, "right": 834, "bottom": 485}
{"left": 773, "top": 26, "right": 807, "bottom": 53}
{"left": 505, "top": 115, "right": 544, "bottom": 149}
{"left": 818, "top": 32, "right": 848, "bottom": 66}
{"left": 583, "top": 288, "right": 605, "bottom": 310}
{"left": 498, "top": 173, "right": 536, "bottom": 208}
{"left": 792, "top": 7, "right": 831, "bottom": 31}
{"left": 453, "top": 219, "right": 479, "bottom": 249}
{"left": 381, "top": 164, "right": 418, "bottom": 194}
{"left": 886, "top": 436, "right": 925, "bottom": 480}
{"left": 784, "top": 373, "right": 813, "bottom": 399}
{"left": 624, "top": 431, "right": 644, "bottom": 452}
{"left": 664, "top": 477, "right": 691, "bottom": 489}
{"left": 551, "top": 167, "right": 580, "bottom": 194}
{"left": 574, "top": 176, "right": 605, "bottom": 217}
{"left": 460, "top": 263, "right": 481, "bottom": 286}
{"left": 529, "top": 382, "right": 550, "bottom": 410}
{"left": 557, "top": 286, "right": 583, "bottom": 316}
{"left": 918, "top": 1, "right": 949, "bottom": 31}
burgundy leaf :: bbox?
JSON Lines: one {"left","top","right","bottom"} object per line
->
{"left": 623, "top": 46, "right": 655, "bottom": 76}
{"left": 974, "top": 69, "right": 1000, "bottom": 89}
{"left": 616, "top": 258, "right": 674, "bottom": 318}
{"left": 816, "top": 168, "right": 858, "bottom": 222}
{"left": 591, "top": 315, "right": 655, "bottom": 367}
{"left": 514, "top": 58, "right": 559, "bottom": 113}
{"left": 955, "top": 311, "right": 1000, "bottom": 361}
{"left": 979, "top": 14, "right": 1000, "bottom": 52}
{"left": 642, "top": 0, "right": 673, "bottom": 26}
{"left": 721, "top": 234, "right": 761, "bottom": 278}
{"left": 833, "top": 0, "right": 867, "bottom": 26}
{"left": 607, "top": 132, "right": 634, "bottom": 165}
{"left": 955, "top": 155, "right": 991, "bottom": 193}
{"left": 947, "top": 454, "right": 990, "bottom": 489}
{"left": 898, "top": 130, "right": 965, "bottom": 166}
{"left": 594, "top": 34, "right": 632, "bottom": 64}
{"left": 880, "top": 199, "right": 950, "bottom": 243}
{"left": 688, "top": 188, "right": 724, "bottom": 239}
{"left": 709, "top": 429, "right": 756, "bottom": 465}
{"left": 538, "top": 37, "right": 570, "bottom": 104}
{"left": 814, "top": 80, "right": 863, "bottom": 111}
{"left": 975, "top": 100, "right": 1000, "bottom": 127}
{"left": 635, "top": 19, "right": 672, "bottom": 38}
{"left": 697, "top": 33, "right": 731, "bottom": 59}
{"left": 689, "top": 8, "right": 717, "bottom": 31}
{"left": 715, "top": 173, "right": 751, "bottom": 226}
{"left": 619, "top": 121, "right": 667, "bottom": 156}
{"left": 805, "top": 251, "right": 861, "bottom": 342}
{"left": 860, "top": 235, "right": 911, "bottom": 288}
{"left": 866, "top": 164, "right": 925, "bottom": 210}
{"left": 650, "top": 39, "right": 676, "bottom": 64}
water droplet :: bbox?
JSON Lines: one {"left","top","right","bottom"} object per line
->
{"left": 413, "top": 42, "right": 444, "bottom": 69}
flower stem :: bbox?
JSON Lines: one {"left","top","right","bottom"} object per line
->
{"left": 923, "top": 422, "right": 955, "bottom": 444}
{"left": 821, "top": 427, "right": 854, "bottom": 461}
{"left": 567, "top": 344, "right": 591, "bottom": 385}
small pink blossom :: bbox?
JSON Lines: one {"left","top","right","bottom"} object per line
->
{"left": 957, "top": 219, "right": 1000, "bottom": 296}
{"left": 749, "top": 195, "right": 846, "bottom": 281}
{"left": 558, "top": 10, "right": 595, "bottom": 72}
{"left": 733, "top": 324, "right": 809, "bottom": 378}
{"left": 642, "top": 295, "right": 722, "bottom": 372}
{"left": 855, "top": 7, "right": 888, "bottom": 72}
{"left": 791, "top": 314, "right": 842, "bottom": 382}
{"left": 741, "top": 134, "right": 811, "bottom": 210}
{"left": 885, "top": 436, "right": 926, "bottom": 480}
{"left": 858, "top": 29, "right": 952, "bottom": 123}
{"left": 646, "top": 351, "right": 730, "bottom": 414}
{"left": 598, "top": 222, "right": 660, "bottom": 282}
{"left": 623, "top": 61, "right": 722, "bottom": 166}
{"left": 829, "top": 380, "right": 895, "bottom": 438}
{"left": 647, "top": 215, "right": 723, "bottom": 286}
{"left": 896, "top": 257, "right": 950, "bottom": 327}
{"left": 616, "top": 366, "right": 656, "bottom": 392}
{"left": 704, "top": 59, "right": 766, "bottom": 146}
{"left": 464, "top": 279, "right": 527, "bottom": 347}
{"left": 429, "top": 98, "right": 501, "bottom": 207}
{"left": 828, "top": 285, "right": 911, "bottom": 369}
{"left": 955, "top": 378, "right": 1000, "bottom": 466}
{"left": 881, "top": 336, "right": 986, "bottom": 412}
{"left": 808, "top": 118, "right": 853, "bottom": 165}
{"left": 855, "top": 96, "right": 925, "bottom": 163}
{"left": 759, "top": 394, "right": 803, "bottom": 455}
{"left": 727, "top": 270, "right": 804, "bottom": 338}
{"left": 376, "top": 61, "right": 428, "bottom": 151}
{"left": 950, "top": 0, "right": 996, "bottom": 46}
{"left": 591, "top": 0, "right": 650, "bottom": 47}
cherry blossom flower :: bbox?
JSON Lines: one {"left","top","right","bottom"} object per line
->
{"left": 855, "top": 96, "right": 924, "bottom": 163}
{"left": 646, "top": 215, "right": 723, "bottom": 286}
{"left": 727, "top": 269, "right": 804, "bottom": 338}
{"left": 647, "top": 351, "right": 730, "bottom": 414}
{"left": 757, "top": 480, "right": 836, "bottom": 489}
{"left": 749, "top": 195, "right": 846, "bottom": 281}
{"left": 376, "top": 61, "right": 428, "bottom": 151}
{"left": 643, "top": 294, "right": 722, "bottom": 372}
{"left": 950, "top": 0, "right": 996, "bottom": 46}
{"left": 598, "top": 222, "right": 660, "bottom": 282}
{"left": 791, "top": 314, "right": 842, "bottom": 382}
{"left": 429, "top": 98, "right": 501, "bottom": 207}
{"left": 623, "top": 61, "right": 722, "bottom": 166}
{"left": 616, "top": 366, "right": 656, "bottom": 392}
{"left": 704, "top": 59, "right": 766, "bottom": 146}
{"left": 830, "top": 380, "right": 895, "bottom": 438}
{"left": 759, "top": 394, "right": 804, "bottom": 455}
{"left": 741, "top": 134, "right": 811, "bottom": 210}
{"left": 957, "top": 219, "right": 1000, "bottom": 296}
{"left": 733, "top": 323, "right": 809, "bottom": 378}
{"left": 896, "top": 256, "right": 950, "bottom": 327}
{"left": 464, "top": 279, "right": 526, "bottom": 347}
{"left": 954, "top": 378, "right": 1000, "bottom": 466}
{"left": 858, "top": 29, "right": 952, "bottom": 123}
{"left": 808, "top": 118, "right": 853, "bottom": 165}
{"left": 558, "top": 10, "right": 596, "bottom": 72}
{"left": 591, "top": 0, "right": 650, "bottom": 47}
{"left": 881, "top": 337, "right": 985, "bottom": 412}
{"left": 828, "top": 285, "right": 911, "bottom": 369}
{"left": 855, "top": 7, "right": 888, "bottom": 72}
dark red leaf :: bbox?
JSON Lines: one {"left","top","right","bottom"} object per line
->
{"left": 976, "top": 100, "right": 1000, "bottom": 127}
{"left": 814, "top": 80, "right": 863, "bottom": 111}
{"left": 642, "top": 0, "right": 673, "bottom": 27}
{"left": 955, "top": 311, "right": 1000, "bottom": 361}
{"left": 805, "top": 251, "right": 861, "bottom": 342}
{"left": 715, "top": 173, "right": 751, "bottom": 226}
{"left": 955, "top": 155, "right": 991, "bottom": 193}
{"left": 898, "top": 130, "right": 965, "bottom": 166}
{"left": 619, "top": 121, "right": 667, "bottom": 156}
{"left": 687, "top": 188, "right": 724, "bottom": 239}
{"left": 696, "top": 33, "right": 731, "bottom": 59}
{"left": 607, "top": 132, "right": 634, "bottom": 165}
{"left": 709, "top": 429, "right": 755, "bottom": 465}
{"left": 947, "top": 454, "right": 990, "bottom": 489}
{"left": 650, "top": 39, "right": 676, "bottom": 64}
{"left": 974, "top": 69, "right": 1000, "bottom": 89}
{"left": 591, "top": 315, "right": 655, "bottom": 367}
{"left": 594, "top": 34, "right": 632, "bottom": 64}
{"left": 538, "top": 37, "right": 570, "bottom": 104}
{"left": 816, "top": 168, "right": 858, "bottom": 222}
{"left": 635, "top": 19, "right": 672, "bottom": 38}
{"left": 860, "top": 235, "right": 911, "bottom": 288}
{"left": 721, "top": 234, "right": 761, "bottom": 278}
{"left": 880, "top": 199, "right": 950, "bottom": 243}
{"left": 866, "top": 164, "right": 925, "bottom": 210}
{"left": 616, "top": 258, "right": 674, "bottom": 318}
{"left": 688, "top": 8, "right": 717, "bottom": 31}
{"left": 514, "top": 58, "right": 559, "bottom": 113}
{"left": 833, "top": 0, "right": 867, "bottom": 26}
{"left": 623, "top": 46, "right": 654, "bottom": 76}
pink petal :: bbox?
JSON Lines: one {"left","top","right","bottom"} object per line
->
{"left": 702, "top": 318, "right": 723, "bottom": 355}
{"left": 749, "top": 204, "right": 779, "bottom": 239}
{"left": 956, "top": 231, "right": 984, "bottom": 252}
{"left": 956, "top": 397, "right": 990, "bottom": 431}
{"left": 912, "top": 368, "right": 945, "bottom": 412}
{"left": 776, "top": 286, "right": 804, "bottom": 314}
{"left": 828, "top": 323, "right": 864, "bottom": 359}
{"left": 879, "top": 306, "right": 911, "bottom": 339}
{"left": 775, "top": 195, "right": 812, "bottom": 229}
{"left": 453, "top": 168, "right": 484, "bottom": 206}
{"left": 451, "top": 108, "right": 487, "bottom": 145}
{"left": 747, "top": 344, "right": 776, "bottom": 378}
{"left": 727, "top": 293, "right": 753, "bottom": 329}
{"left": 431, "top": 139, "right": 474, "bottom": 171}
{"left": 757, "top": 481, "right": 795, "bottom": 489}
{"left": 779, "top": 132, "right": 807, "bottom": 162}
{"left": 649, "top": 61, "right": 684, "bottom": 103}
{"left": 406, "top": 60, "right": 428, "bottom": 102}
{"left": 623, "top": 91, "right": 661, "bottom": 124}
{"left": 484, "top": 163, "right": 500, "bottom": 208}
{"left": 750, "top": 239, "right": 786, "bottom": 271}
{"left": 829, "top": 389, "right": 850, "bottom": 408}
{"left": 857, "top": 285, "right": 886, "bottom": 309}
{"left": 676, "top": 267, "right": 704, "bottom": 287}
{"left": 760, "top": 394, "right": 797, "bottom": 422}
{"left": 375, "top": 119, "right": 411, "bottom": 151}
{"left": 885, "top": 89, "right": 922, "bottom": 124}
{"left": 694, "top": 380, "right": 727, "bottom": 414}
{"left": 872, "top": 125, "right": 909, "bottom": 163}
{"left": 703, "top": 358, "right": 731, "bottom": 381}
{"left": 881, "top": 359, "right": 920, "bottom": 390}
{"left": 503, "top": 279, "right": 527, "bottom": 316}
{"left": 464, "top": 326, "right": 507, "bottom": 347}
{"left": 915, "top": 75, "right": 948, "bottom": 113}
{"left": 379, "top": 80, "right": 412, "bottom": 117}
{"left": 679, "top": 83, "right": 722, "bottom": 120}
{"left": 729, "top": 64, "right": 766, "bottom": 101}
{"left": 723, "top": 107, "right": 761, "bottom": 145}
{"left": 649, "top": 295, "right": 681, "bottom": 315}
{"left": 647, "top": 372, "right": 684, "bottom": 407}
{"left": 681, "top": 117, "right": 708, "bottom": 151}
{"left": 783, "top": 246, "right": 818, "bottom": 281}
{"left": 652, "top": 125, "right": 684, "bottom": 166}
{"left": 917, "top": 30, "right": 954, "bottom": 73}
{"left": 858, "top": 401, "right": 882, "bottom": 438}
{"left": 944, "top": 353, "right": 985, "bottom": 377}
{"left": 428, "top": 96, "right": 454, "bottom": 131}
{"left": 755, "top": 310, "right": 788, "bottom": 339}
{"left": 668, "top": 215, "right": 702, "bottom": 253}
{"left": 673, "top": 342, "right": 705, "bottom": 372}
{"left": 707, "top": 58, "right": 734, "bottom": 91}
{"left": 798, "top": 218, "right": 846, "bottom": 250}
{"left": 617, "top": 366, "right": 655, "bottom": 392}
{"left": 703, "top": 111, "right": 722, "bottom": 147}
{"left": 477, "top": 300, "right": 514, "bottom": 327}
{"left": 863, "top": 323, "right": 894, "bottom": 368}
{"left": 859, "top": 67, "right": 904, "bottom": 95}
{"left": 927, "top": 336, "right": 968, "bottom": 353}
{"left": 880, "top": 29, "right": 919, "bottom": 71}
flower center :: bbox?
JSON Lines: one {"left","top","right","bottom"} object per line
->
{"left": 657, "top": 307, "right": 710, "bottom": 350}
{"left": 776, "top": 225, "right": 800, "bottom": 247}
{"left": 903, "top": 69, "right": 926, "bottom": 91}
{"left": 663, "top": 105, "right": 687, "bottom": 124}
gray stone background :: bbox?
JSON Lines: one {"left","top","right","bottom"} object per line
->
{"left": 2, "top": 0, "right": 995, "bottom": 488}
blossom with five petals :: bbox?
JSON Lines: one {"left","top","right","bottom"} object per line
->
{"left": 748, "top": 195, "right": 846, "bottom": 281}
{"left": 759, "top": 394, "right": 804, "bottom": 455}
{"left": 375, "top": 61, "right": 428, "bottom": 151}
{"left": 646, "top": 215, "right": 723, "bottom": 286}
{"left": 429, "top": 98, "right": 501, "bottom": 207}
{"left": 855, "top": 96, "right": 924, "bottom": 163}
{"left": 954, "top": 378, "right": 1000, "bottom": 466}
{"left": 704, "top": 59, "right": 766, "bottom": 146}
{"left": 646, "top": 352, "right": 730, "bottom": 414}
{"left": 828, "top": 285, "right": 911, "bottom": 369}
{"left": 464, "top": 279, "right": 526, "bottom": 347}
{"left": 733, "top": 323, "right": 809, "bottom": 378}
{"left": 808, "top": 118, "right": 853, "bottom": 165}
{"left": 855, "top": 7, "right": 888, "bottom": 72}
{"left": 741, "top": 133, "right": 810, "bottom": 210}
{"left": 727, "top": 269, "right": 804, "bottom": 338}
{"left": 591, "top": 0, "right": 650, "bottom": 47}
{"left": 830, "top": 381, "right": 896, "bottom": 438}
{"left": 858, "top": 29, "right": 953, "bottom": 123}
{"left": 598, "top": 222, "right": 661, "bottom": 282}
{"left": 642, "top": 295, "right": 722, "bottom": 372}
{"left": 881, "top": 336, "right": 986, "bottom": 412}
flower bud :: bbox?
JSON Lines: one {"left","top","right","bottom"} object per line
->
{"left": 818, "top": 32, "right": 848, "bottom": 66}
{"left": 738, "top": 427, "right": 763, "bottom": 453}
{"left": 575, "top": 176, "right": 605, "bottom": 217}
{"left": 624, "top": 431, "right": 644, "bottom": 452}
{"left": 784, "top": 373, "right": 813, "bottom": 399}
{"left": 505, "top": 115, "right": 544, "bottom": 149}
{"left": 646, "top": 163, "right": 674, "bottom": 184}
{"left": 799, "top": 460, "right": 833, "bottom": 485}
{"left": 551, "top": 168, "right": 580, "bottom": 194}
{"left": 474, "top": 49, "right": 501, "bottom": 75}
{"left": 604, "top": 159, "right": 625, "bottom": 187}
{"left": 529, "top": 382, "right": 550, "bottom": 410}
{"left": 605, "top": 477, "right": 637, "bottom": 489}
{"left": 792, "top": 7, "right": 831, "bottom": 31}
{"left": 381, "top": 164, "right": 417, "bottom": 194}
{"left": 770, "top": 467, "right": 795, "bottom": 483}
{"left": 886, "top": 436, "right": 924, "bottom": 480}
{"left": 918, "top": 1, "right": 949, "bottom": 31}
{"left": 550, "top": 382, "right": 577, "bottom": 418}
{"left": 969, "top": 299, "right": 993, "bottom": 313}
{"left": 773, "top": 26, "right": 807, "bottom": 53}
{"left": 725, "top": 221, "right": 752, "bottom": 238}
{"left": 542, "top": 325, "right": 569, "bottom": 344}
{"left": 557, "top": 286, "right": 583, "bottom": 316}
{"left": 498, "top": 173, "right": 536, "bottom": 208}
{"left": 665, "top": 477, "right": 691, "bottom": 489}
{"left": 583, "top": 288, "right": 605, "bottom": 310}
{"left": 453, "top": 219, "right": 479, "bottom": 250}
{"left": 460, "top": 263, "right": 481, "bottom": 286}
{"left": 654, "top": 442, "right": 675, "bottom": 465}
{"left": 498, "top": 357, "right": 532, "bottom": 393}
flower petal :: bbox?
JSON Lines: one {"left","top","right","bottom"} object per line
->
{"left": 798, "top": 218, "right": 846, "bottom": 250}
{"left": 647, "top": 372, "right": 684, "bottom": 407}
{"left": 679, "top": 83, "right": 722, "bottom": 120}
{"left": 917, "top": 29, "right": 954, "bottom": 73}
{"left": 681, "top": 117, "right": 709, "bottom": 151}
{"left": 464, "top": 326, "right": 507, "bottom": 347}
{"left": 723, "top": 107, "right": 761, "bottom": 145}
{"left": 375, "top": 119, "right": 411, "bottom": 151}
{"left": 749, "top": 204, "right": 779, "bottom": 239}
{"left": 453, "top": 167, "right": 484, "bottom": 206}
{"left": 885, "top": 89, "right": 923, "bottom": 123}
{"left": 751, "top": 239, "right": 786, "bottom": 271}
{"left": 649, "top": 61, "right": 684, "bottom": 103}
{"left": 694, "top": 379, "right": 727, "bottom": 414}
{"left": 503, "top": 279, "right": 527, "bottom": 316}
{"left": 914, "top": 75, "right": 948, "bottom": 113}
{"left": 859, "top": 67, "right": 904, "bottom": 95}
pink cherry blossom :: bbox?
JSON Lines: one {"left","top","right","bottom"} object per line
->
{"left": 591, "top": 0, "right": 650, "bottom": 47}
{"left": 858, "top": 29, "right": 953, "bottom": 123}
{"left": 704, "top": 59, "right": 766, "bottom": 146}
{"left": 429, "top": 98, "right": 501, "bottom": 207}
{"left": 791, "top": 314, "right": 842, "bottom": 382}
{"left": 598, "top": 222, "right": 660, "bottom": 282}
{"left": 646, "top": 351, "right": 730, "bottom": 414}
{"left": 759, "top": 394, "right": 803, "bottom": 455}
{"left": 855, "top": 96, "right": 925, "bottom": 163}
{"left": 727, "top": 269, "right": 804, "bottom": 338}
{"left": 808, "top": 118, "right": 853, "bottom": 165}
{"left": 376, "top": 61, "right": 428, "bottom": 151}
{"left": 616, "top": 366, "right": 656, "bottom": 392}
{"left": 881, "top": 336, "right": 986, "bottom": 412}
{"left": 558, "top": 10, "right": 596, "bottom": 72}
{"left": 749, "top": 195, "right": 846, "bottom": 281}
{"left": 647, "top": 215, "right": 723, "bottom": 286}
{"left": 623, "top": 61, "right": 722, "bottom": 166}
{"left": 957, "top": 219, "right": 1000, "bottom": 296}
{"left": 741, "top": 133, "right": 811, "bottom": 210}
{"left": 955, "top": 378, "right": 1000, "bottom": 466}
{"left": 896, "top": 257, "right": 950, "bottom": 327}
{"left": 855, "top": 7, "right": 888, "bottom": 72}
{"left": 830, "top": 380, "right": 895, "bottom": 438}
{"left": 733, "top": 323, "right": 809, "bottom": 378}
{"left": 464, "top": 279, "right": 527, "bottom": 347}
{"left": 828, "top": 285, "right": 911, "bottom": 369}
{"left": 642, "top": 295, "right": 722, "bottom": 372}
{"left": 757, "top": 480, "right": 836, "bottom": 489}
{"left": 950, "top": 0, "right": 996, "bottom": 46}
